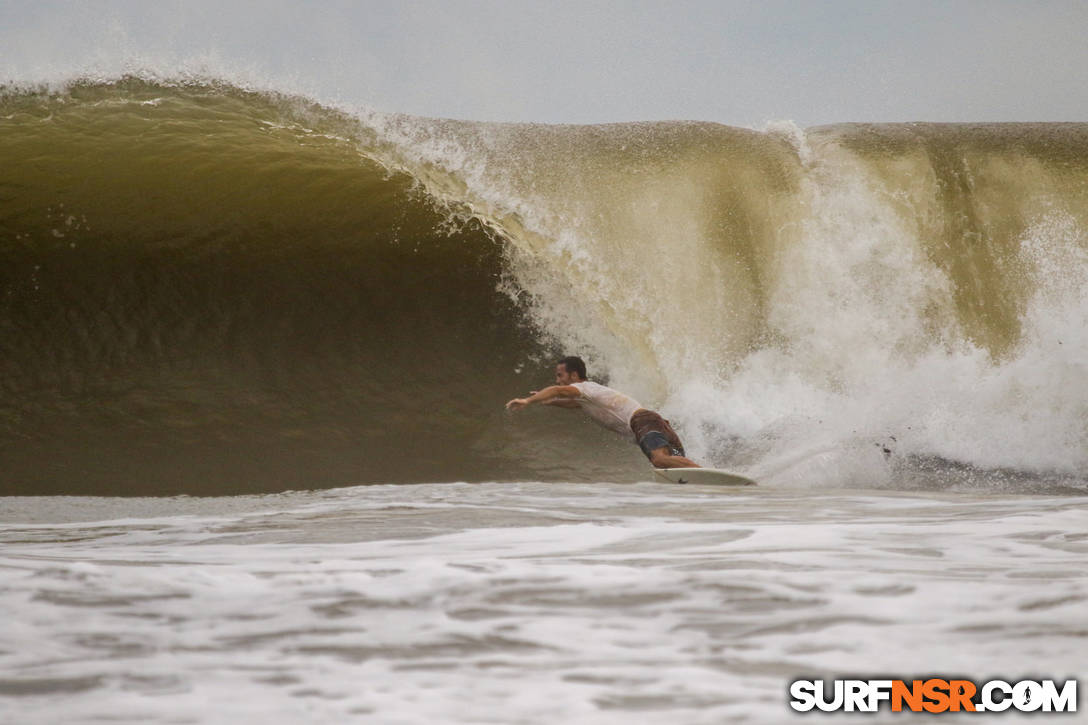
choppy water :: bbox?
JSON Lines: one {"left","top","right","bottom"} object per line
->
{"left": 2, "top": 483, "right": 1086, "bottom": 723}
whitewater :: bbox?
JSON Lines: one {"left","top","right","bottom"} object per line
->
{"left": 1, "top": 77, "right": 1086, "bottom": 722}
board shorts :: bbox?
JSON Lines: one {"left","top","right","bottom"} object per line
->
{"left": 630, "top": 409, "right": 686, "bottom": 460}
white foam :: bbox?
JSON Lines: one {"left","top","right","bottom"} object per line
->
{"left": 2, "top": 484, "right": 1085, "bottom": 723}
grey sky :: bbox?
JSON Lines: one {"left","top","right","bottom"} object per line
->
{"left": 2, "top": 0, "right": 1086, "bottom": 127}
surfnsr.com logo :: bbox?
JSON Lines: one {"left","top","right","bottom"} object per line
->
{"left": 789, "top": 678, "right": 1078, "bottom": 713}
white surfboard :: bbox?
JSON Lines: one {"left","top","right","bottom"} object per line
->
{"left": 653, "top": 467, "right": 757, "bottom": 486}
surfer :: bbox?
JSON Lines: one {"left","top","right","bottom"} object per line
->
{"left": 505, "top": 356, "right": 699, "bottom": 469}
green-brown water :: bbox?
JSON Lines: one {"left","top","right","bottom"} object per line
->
{"left": 2, "top": 79, "right": 1086, "bottom": 495}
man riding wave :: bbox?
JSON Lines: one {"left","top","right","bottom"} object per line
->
{"left": 505, "top": 356, "right": 699, "bottom": 469}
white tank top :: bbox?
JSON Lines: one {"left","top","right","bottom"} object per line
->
{"left": 570, "top": 381, "right": 643, "bottom": 440}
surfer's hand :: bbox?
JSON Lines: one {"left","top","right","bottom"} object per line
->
{"left": 506, "top": 398, "right": 530, "bottom": 411}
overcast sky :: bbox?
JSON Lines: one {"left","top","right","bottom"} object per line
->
{"left": 2, "top": 0, "right": 1086, "bottom": 127}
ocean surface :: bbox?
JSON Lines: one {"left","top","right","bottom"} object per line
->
{"left": 1, "top": 77, "right": 1086, "bottom": 722}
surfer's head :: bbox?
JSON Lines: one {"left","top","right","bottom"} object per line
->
{"left": 556, "top": 356, "right": 587, "bottom": 384}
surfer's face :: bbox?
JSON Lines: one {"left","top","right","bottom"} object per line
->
{"left": 555, "top": 364, "right": 577, "bottom": 385}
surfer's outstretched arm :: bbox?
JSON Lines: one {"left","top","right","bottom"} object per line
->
{"left": 530, "top": 390, "right": 580, "bottom": 409}
{"left": 505, "top": 385, "right": 580, "bottom": 411}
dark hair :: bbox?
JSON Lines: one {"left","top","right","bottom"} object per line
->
{"left": 557, "top": 356, "right": 587, "bottom": 380}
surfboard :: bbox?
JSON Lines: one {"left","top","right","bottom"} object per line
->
{"left": 653, "top": 467, "right": 757, "bottom": 486}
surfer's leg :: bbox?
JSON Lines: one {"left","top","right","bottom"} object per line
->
{"left": 636, "top": 415, "right": 699, "bottom": 468}
{"left": 644, "top": 446, "right": 696, "bottom": 468}
{"left": 648, "top": 446, "right": 700, "bottom": 469}
{"left": 639, "top": 431, "right": 699, "bottom": 468}
{"left": 633, "top": 411, "right": 700, "bottom": 468}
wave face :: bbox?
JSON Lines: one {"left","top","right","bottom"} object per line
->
{"left": 2, "top": 78, "right": 1086, "bottom": 495}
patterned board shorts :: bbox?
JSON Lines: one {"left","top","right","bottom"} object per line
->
{"left": 629, "top": 409, "right": 686, "bottom": 460}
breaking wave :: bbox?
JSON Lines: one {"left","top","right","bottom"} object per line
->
{"left": 2, "top": 77, "right": 1085, "bottom": 494}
